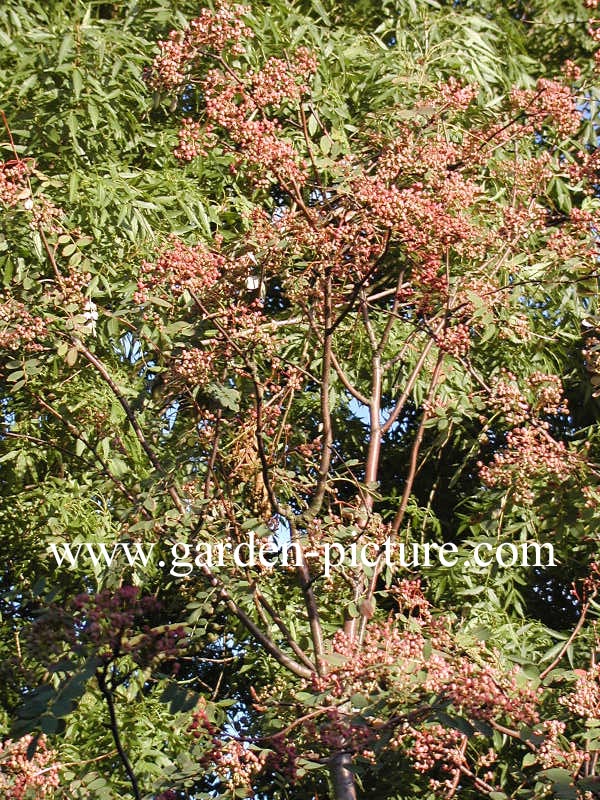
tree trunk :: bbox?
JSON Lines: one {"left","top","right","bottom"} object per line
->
{"left": 331, "top": 752, "right": 357, "bottom": 800}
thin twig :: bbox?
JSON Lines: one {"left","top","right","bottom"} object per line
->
{"left": 96, "top": 667, "right": 142, "bottom": 800}
{"left": 540, "top": 594, "right": 594, "bottom": 680}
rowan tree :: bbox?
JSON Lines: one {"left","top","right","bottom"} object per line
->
{"left": 2, "top": 1, "right": 600, "bottom": 799}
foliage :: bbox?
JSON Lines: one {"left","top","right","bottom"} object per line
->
{"left": 2, "top": 1, "right": 600, "bottom": 799}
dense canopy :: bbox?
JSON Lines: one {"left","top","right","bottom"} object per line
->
{"left": 2, "top": 1, "right": 600, "bottom": 799}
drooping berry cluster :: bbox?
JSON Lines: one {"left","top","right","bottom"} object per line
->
{"left": 143, "top": 2, "right": 253, "bottom": 93}
{"left": 27, "top": 586, "right": 185, "bottom": 667}
{"left": 0, "top": 735, "right": 60, "bottom": 800}
{"left": 510, "top": 78, "right": 580, "bottom": 137}
{"left": 0, "top": 159, "right": 31, "bottom": 208}
{"left": 138, "top": 236, "right": 225, "bottom": 301}
{"left": 173, "top": 347, "right": 216, "bottom": 386}
{"left": 478, "top": 422, "right": 580, "bottom": 501}
{"left": 0, "top": 295, "right": 46, "bottom": 352}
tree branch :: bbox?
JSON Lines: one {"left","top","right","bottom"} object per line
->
{"left": 96, "top": 666, "right": 142, "bottom": 800}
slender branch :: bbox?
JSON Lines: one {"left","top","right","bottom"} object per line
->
{"left": 489, "top": 719, "right": 534, "bottom": 749}
{"left": 203, "top": 565, "right": 312, "bottom": 679}
{"left": 304, "top": 274, "right": 334, "bottom": 521}
{"left": 356, "top": 354, "right": 444, "bottom": 644}
{"left": 299, "top": 301, "right": 370, "bottom": 407}
{"left": 73, "top": 340, "right": 186, "bottom": 515}
{"left": 249, "top": 365, "right": 282, "bottom": 518}
{"left": 187, "top": 295, "right": 324, "bottom": 675}
{"left": 390, "top": 355, "right": 444, "bottom": 537}
{"left": 254, "top": 588, "right": 316, "bottom": 672}
{"left": 287, "top": 513, "right": 326, "bottom": 674}
{"left": 34, "top": 749, "right": 119, "bottom": 776}
{"left": 382, "top": 323, "right": 425, "bottom": 371}
{"left": 96, "top": 667, "right": 142, "bottom": 800}
{"left": 360, "top": 291, "right": 378, "bottom": 352}
{"left": 364, "top": 354, "right": 383, "bottom": 498}
{"left": 203, "top": 408, "right": 223, "bottom": 500}
{"left": 540, "top": 594, "right": 594, "bottom": 680}
{"left": 329, "top": 348, "right": 370, "bottom": 406}
{"left": 376, "top": 268, "right": 405, "bottom": 355}
{"left": 459, "top": 764, "right": 498, "bottom": 795}
{"left": 381, "top": 326, "right": 442, "bottom": 435}
{"left": 447, "top": 736, "right": 468, "bottom": 799}
{"left": 299, "top": 103, "right": 322, "bottom": 188}
{"left": 31, "top": 395, "right": 146, "bottom": 513}
{"left": 345, "top": 313, "right": 383, "bottom": 643}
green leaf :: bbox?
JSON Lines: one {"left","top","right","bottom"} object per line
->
{"left": 65, "top": 347, "right": 78, "bottom": 367}
{"left": 57, "top": 32, "right": 73, "bottom": 65}
{"left": 72, "top": 67, "right": 83, "bottom": 101}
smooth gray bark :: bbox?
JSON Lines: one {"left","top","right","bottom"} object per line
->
{"left": 331, "top": 752, "right": 357, "bottom": 800}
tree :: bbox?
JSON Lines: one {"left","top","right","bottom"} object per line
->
{"left": 2, "top": 0, "right": 600, "bottom": 798}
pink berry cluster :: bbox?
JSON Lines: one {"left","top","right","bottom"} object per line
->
{"left": 354, "top": 177, "right": 478, "bottom": 261}
{"left": 500, "top": 312, "right": 532, "bottom": 341}
{"left": 527, "top": 371, "right": 569, "bottom": 416}
{"left": 583, "top": 324, "right": 600, "bottom": 397}
{"left": 435, "top": 322, "right": 471, "bottom": 357}
{"left": 172, "top": 347, "right": 216, "bottom": 386}
{"left": 406, "top": 724, "right": 465, "bottom": 792}
{"left": 568, "top": 148, "right": 600, "bottom": 186}
{"left": 350, "top": 124, "right": 485, "bottom": 269}
{"left": 498, "top": 203, "right": 546, "bottom": 241}
{"left": 247, "top": 51, "right": 317, "bottom": 109}
{"left": 263, "top": 735, "right": 299, "bottom": 784}
{"left": 493, "top": 154, "right": 552, "bottom": 199}
{"left": 0, "top": 735, "right": 60, "bottom": 800}
{"left": 489, "top": 371, "right": 531, "bottom": 425}
{"left": 190, "top": 709, "right": 266, "bottom": 795}
{"left": 445, "top": 660, "right": 539, "bottom": 725}
{"left": 174, "top": 117, "right": 205, "bottom": 161}
{"left": 296, "top": 585, "right": 547, "bottom": 796}
{"left": 303, "top": 708, "right": 378, "bottom": 757}
{"left": 560, "top": 666, "right": 600, "bottom": 719}
{"left": 71, "top": 587, "right": 185, "bottom": 663}
{"left": 275, "top": 209, "right": 386, "bottom": 308}
{"left": 437, "top": 76, "right": 478, "bottom": 111}
{"left": 0, "top": 159, "right": 65, "bottom": 233}
{"left": 0, "top": 159, "right": 31, "bottom": 208}
{"left": 138, "top": 236, "right": 225, "bottom": 301}
{"left": 28, "top": 586, "right": 185, "bottom": 666}
{"left": 391, "top": 577, "right": 433, "bottom": 615}
{"left": 200, "top": 61, "right": 312, "bottom": 186}
{"left": 397, "top": 254, "right": 448, "bottom": 314}
{"left": 311, "top": 579, "right": 540, "bottom": 735}
{"left": 561, "top": 59, "right": 583, "bottom": 82}
{"left": 510, "top": 78, "right": 581, "bottom": 137}
{"left": 220, "top": 300, "right": 276, "bottom": 355}
{"left": 535, "top": 719, "right": 586, "bottom": 771}
{"left": 145, "top": 6, "right": 318, "bottom": 187}
{"left": 143, "top": 2, "right": 253, "bottom": 93}
{"left": 204, "top": 739, "right": 265, "bottom": 794}
{"left": 373, "top": 129, "right": 461, "bottom": 187}
{"left": 28, "top": 196, "right": 64, "bottom": 233}
{"left": 589, "top": 18, "right": 600, "bottom": 42}
{"left": 478, "top": 422, "right": 580, "bottom": 501}
{"left": 149, "top": 28, "right": 317, "bottom": 185}
{"left": 56, "top": 268, "right": 92, "bottom": 306}
{"left": 489, "top": 369, "right": 568, "bottom": 425}
{"left": 0, "top": 295, "right": 46, "bottom": 352}
{"left": 313, "top": 620, "right": 428, "bottom": 699}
